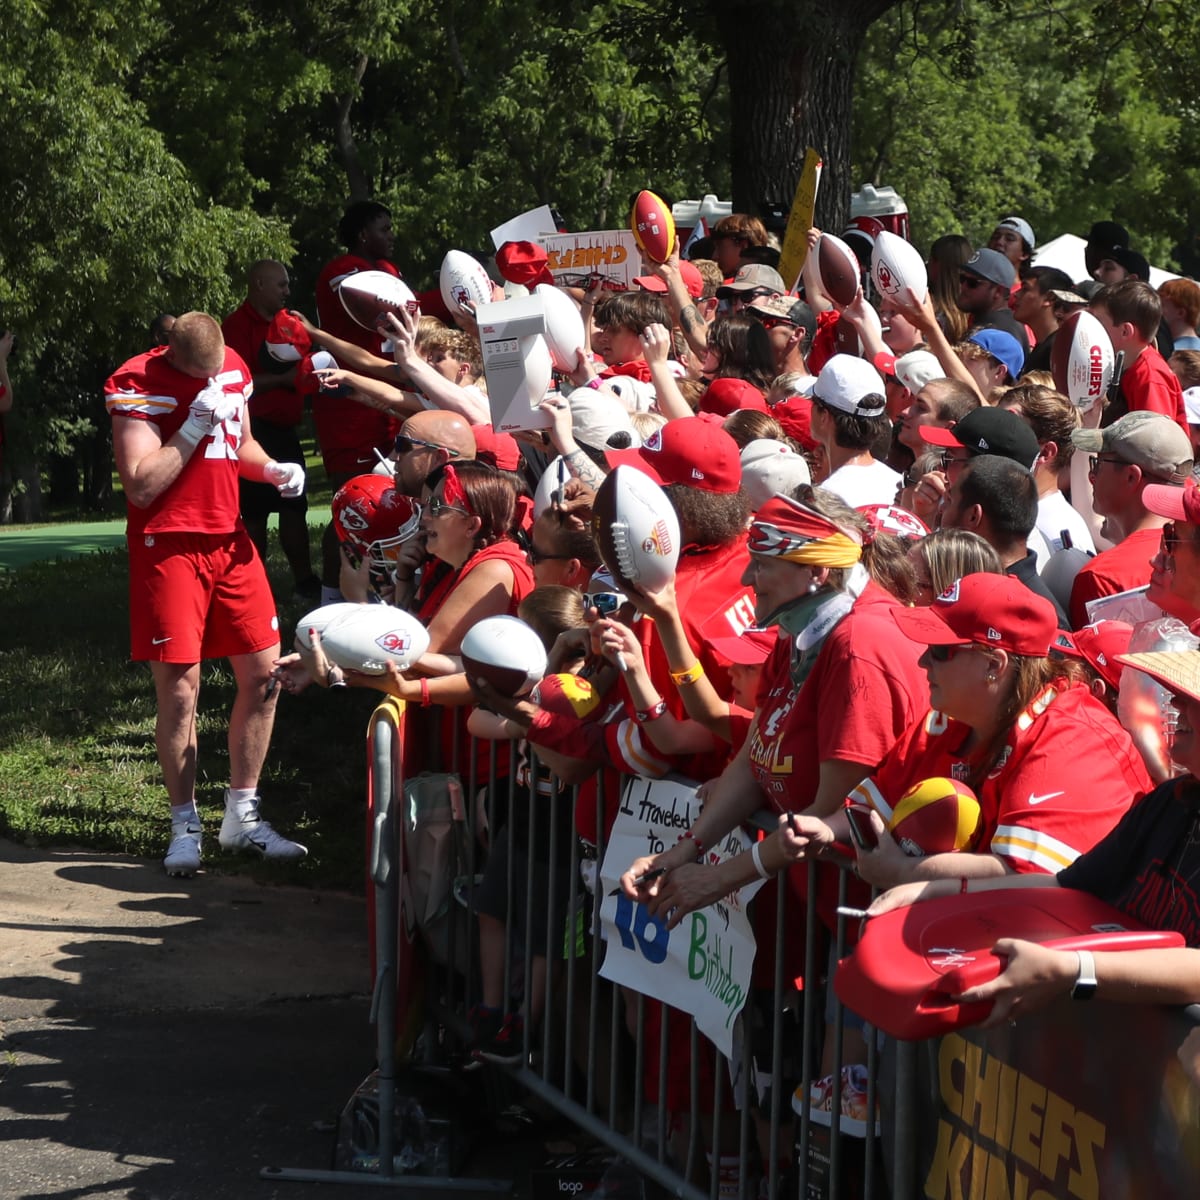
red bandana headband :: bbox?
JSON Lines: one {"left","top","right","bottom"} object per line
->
{"left": 441, "top": 463, "right": 475, "bottom": 515}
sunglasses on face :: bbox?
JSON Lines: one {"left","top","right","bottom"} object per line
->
{"left": 1087, "top": 454, "right": 1124, "bottom": 476}
{"left": 926, "top": 643, "right": 979, "bottom": 663}
{"left": 758, "top": 317, "right": 796, "bottom": 331}
{"left": 427, "top": 496, "right": 469, "bottom": 517}
{"left": 959, "top": 275, "right": 988, "bottom": 289}
{"left": 395, "top": 435, "right": 459, "bottom": 457}
{"left": 527, "top": 545, "right": 571, "bottom": 565}
{"left": 1162, "top": 522, "right": 1182, "bottom": 556}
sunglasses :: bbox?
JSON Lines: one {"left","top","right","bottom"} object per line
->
{"left": 527, "top": 545, "right": 571, "bottom": 565}
{"left": 1162, "top": 522, "right": 1183, "bottom": 556}
{"left": 1087, "top": 454, "right": 1124, "bottom": 475}
{"left": 732, "top": 288, "right": 776, "bottom": 303}
{"left": 959, "top": 275, "right": 989, "bottom": 289}
{"left": 925, "top": 643, "right": 984, "bottom": 663}
{"left": 757, "top": 317, "right": 795, "bottom": 331}
{"left": 938, "top": 450, "right": 975, "bottom": 473}
{"left": 427, "top": 496, "right": 470, "bottom": 517}
{"left": 395, "top": 435, "right": 459, "bottom": 457}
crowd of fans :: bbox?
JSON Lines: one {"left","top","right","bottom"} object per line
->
{"left": 104, "top": 198, "right": 1200, "bottom": 1183}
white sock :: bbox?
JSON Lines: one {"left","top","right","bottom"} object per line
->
{"left": 320, "top": 585, "right": 344, "bottom": 606}
{"left": 170, "top": 802, "right": 199, "bottom": 829}
{"left": 225, "top": 787, "right": 259, "bottom": 821}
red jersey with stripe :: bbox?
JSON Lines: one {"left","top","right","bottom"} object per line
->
{"left": 104, "top": 346, "right": 252, "bottom": 536}
{"left": 748, "top": 581, "right": 929, "bottom": 812}
{"left": 851, "top": 682, "right": 1149, "bottom": 874}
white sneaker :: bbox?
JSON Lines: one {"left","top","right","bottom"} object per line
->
{"left": 164, "top": 824, "right": 202, "bottom": 877}
{"left": 218, "top": 807, "right": 308, "bottom": 861}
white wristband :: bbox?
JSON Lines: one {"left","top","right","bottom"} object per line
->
{"left": 176, "top": 420, "right": 206, "bottom": 448}
{"left": 751, "top": 839, "right": 771, "bottom": 881}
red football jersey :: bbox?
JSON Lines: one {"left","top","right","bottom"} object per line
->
{"left": 852, "top": 683, "right": 1150, "bottom": 874}
{"left": 105, "top": 346, "right": 252, "bottom": 536}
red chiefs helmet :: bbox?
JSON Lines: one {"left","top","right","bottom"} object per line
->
{"left": 331, "top": 475, "right": 422, "bottom": 575}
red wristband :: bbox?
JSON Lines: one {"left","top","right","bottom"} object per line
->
{"left": 419, "top": 678, "right": 431, "bottom": 707}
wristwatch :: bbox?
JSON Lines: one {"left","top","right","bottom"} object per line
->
{"left": 1070, "top": 949, "right": 1097, "bottom": 1001}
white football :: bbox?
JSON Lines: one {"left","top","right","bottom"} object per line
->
{"left": 871, "top": 230, "right": 928, "bottom": 305}
{"left": 440, "top": 250, "right": 494, "bottom": 319}
{"left": 461, "top": 615, "right": 548, "bottom": 697}
{"left": 1052, "top": 310, "right": 1114, "bottom": 413}
{"left": 293, "top": 603, "right": 371, "bottom": 654}
{"left": 532, "top": 454, "right": 569, "bottom": 519}
{"left": 592, "top": 465, "right": 681, "bottom": 592}
{"left": 319, "top": 606, "right": 431, "bottom": 675}
{"left": 338, "top": 271, "right": 419, "bottom": 332}
{"left": 534, "top": 284, "right": 586, "bottom": 372}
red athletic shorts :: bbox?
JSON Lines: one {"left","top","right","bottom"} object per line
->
{"left": 127, "top": 528, "right": 280, "bottom": 662}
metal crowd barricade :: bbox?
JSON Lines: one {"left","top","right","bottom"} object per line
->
{"left": 269, "top": 699, "right": 1200, "bottom": 1197}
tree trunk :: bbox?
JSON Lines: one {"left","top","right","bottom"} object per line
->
{"left": 712, "top": 0, "right": 900, "bottom": 235}
{"left": 334, "top": 53, "right": 372, "bottom": 201}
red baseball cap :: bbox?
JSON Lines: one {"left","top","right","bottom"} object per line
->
{"left": 699, "top": 377, "right": 769, "bottom": 418}
{"left": 1144, "top": 478, "right": 1200, "bottom": 524}
{"left": 606, "top": 416, "right": 741, "bottom": 494}
{"left": 470, "top": 423, "right": 522, "bottom": 471}
{"left": 495, "top": 240, "right": 555, "bottom": 288}
{"left": 891, "top": 573, "right": 1057, "bottom": 656}
{"left": 707, "top": 625, "right": 776, "bottom": 666}
{"left": 633, "top": 261, "right": 705, "bottom": 300}
{"left": 1053, "top": 620, "right": 1134, "bottom": 691}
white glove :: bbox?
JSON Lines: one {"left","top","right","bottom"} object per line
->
{"left": 264, "top": 460, "right": 306, "bottom": 498}
{"left": 179, "top": 379, "right": 241, "bottom": 446}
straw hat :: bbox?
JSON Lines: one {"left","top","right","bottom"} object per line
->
{"left": 1115, "top": 650, "right": 1200, "bottom": 704}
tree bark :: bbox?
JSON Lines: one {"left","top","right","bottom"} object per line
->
{"left": 711, "top": 0, "right": 900, "bottom": 235}
{"left": 334, "top": 53, "right": 372, "bottom": 201}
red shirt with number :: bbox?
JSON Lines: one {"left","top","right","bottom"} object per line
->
{"left": 851, "top": 682, "right": 1149, "bottom": 873}
{"left": 104, "top": 346, "right": 252, "bottom": 536}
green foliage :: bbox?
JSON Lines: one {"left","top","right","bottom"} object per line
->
{"left": 852, "top": 0, "right": 1200, "bottom": 269}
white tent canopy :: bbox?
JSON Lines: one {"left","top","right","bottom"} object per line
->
{"left": 1030, "top": 233, "right": 1178, "bottom": 289}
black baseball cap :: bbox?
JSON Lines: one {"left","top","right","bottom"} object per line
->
{"left": 919, "top": 407, "right": 1039, "bottom": 470}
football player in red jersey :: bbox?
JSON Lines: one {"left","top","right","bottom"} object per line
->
{"left": 106, "top": 313, "right": 308, "bottom": 876}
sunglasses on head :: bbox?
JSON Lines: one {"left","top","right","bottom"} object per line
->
{"left": 427, "top": 496, "right": 469, "bottom": 517}
{"left": 395, "top": 435, "right": 459, "bottom": 457}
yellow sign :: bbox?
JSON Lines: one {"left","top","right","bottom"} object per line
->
{"left": 776, "top": 147, "right": 823, "bottom": 292}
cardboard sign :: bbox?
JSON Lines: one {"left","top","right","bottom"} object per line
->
{"left": 598, "top": 777, "right": 763, "bottom": 1058}
{"left": 777, "top": 148, "right": 824, "bottom": 292}
{"left": 540, "top": 229, "right": 641, "bottom": 291}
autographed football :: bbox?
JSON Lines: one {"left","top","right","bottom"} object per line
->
{"left": 293, "top": 603, "right": 370, "bottom": 654}
{"left": 886, "top": 777, "right": 982, "bottom": 856}
{"left": 1051, "top": 310, "right": 1114, "bottom": 413}
{"left": 319, "top": 605, "right": 430, "bottom": 675}
{"left": 339, "top": 270, "right": 419, "bottom": 332}
{"left": 461, "top": 615, "right": 548, "bottom": 697}
{"left": 591, "top": 465, "right": 681, "bottom": 592}
{"left": 630, "top": 190, "right": 676, "bottom": 264}
{"left": 532, "top": 453, "right": 569, "bottom": 518}
{"left": 439, "top": 250, "right": 494, "bottom": 319}
{"left": 870, "top": 230, "right": 928, "bottom": 305}
{"left": 535, "top": 283, "right": 586, "bottom": 372}
{"left": 816, "top": 232, "right": 863, "bottom": 307}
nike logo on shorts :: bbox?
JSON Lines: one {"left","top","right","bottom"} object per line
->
{"left": 151, "top": 636, "right": 172, "bottom": 645}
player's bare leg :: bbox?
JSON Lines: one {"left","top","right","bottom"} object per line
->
{"left": 218, "top": 642, "right": 307, "bottom": 861}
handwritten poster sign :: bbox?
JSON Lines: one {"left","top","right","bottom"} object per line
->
{"left": 598, "top": 777, "right": 763, "bottom": 1058}
{"left": 540, "top": 229, "right": 641, "bottom": 291}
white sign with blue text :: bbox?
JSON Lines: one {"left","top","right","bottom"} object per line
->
{"left": 598, "top": 776, "right": 763, "bottom": 1059}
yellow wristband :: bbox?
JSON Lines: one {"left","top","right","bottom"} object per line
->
{"left": 670, "top": 662, "right": 704, "bottom": 685}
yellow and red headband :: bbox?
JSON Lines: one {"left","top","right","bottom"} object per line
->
{"left": 748, "top": 495, "right": 863, "bottom": 568}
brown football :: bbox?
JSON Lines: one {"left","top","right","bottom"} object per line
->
{"left": 817, "top": 233, "right": 862, "bottom": 307}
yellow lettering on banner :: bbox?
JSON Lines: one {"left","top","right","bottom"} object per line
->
{"left": 969, "top": 1143, "right": 989, "bottom": 1200}
{"left": 961, "top": 1041, "right": 1006, "bottom": 1139}
{"left": 1037, "top": 1090, "right": 1073, "bottom": 1188}
{"left": 1069, "top": 1109, "right": 1105, "bottom": 1200}
{"left": 983, "top": 1148, "right": 1024, "bottom": 1199}
{"left": 608, "top": 245, "right": 627, "bottom": 265}
{"left": 940, "top": 1034, "right": 967, "bottom": 1118}
{"left": 924, "top": 1118, "right": 970, "bottom": 1199}
{"left": 547, "top": 250, "right": 564, "bottom": 271}
{"left": 1010, "top": 1073, "right": 1046, "bottom": 1172}
{"left": 992, "top": 1062, "right": 1018, "bottom": 1155}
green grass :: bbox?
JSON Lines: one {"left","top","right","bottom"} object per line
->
{"left": 0, "top": 513, "right": 376, "bottom": 891}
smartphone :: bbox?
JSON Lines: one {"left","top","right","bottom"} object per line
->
{"left": 844, "top": 803, "right": 879, "bottom": 852}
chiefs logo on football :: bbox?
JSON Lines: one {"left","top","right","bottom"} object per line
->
{"left": 376, "top": 631, "right": 411, "bottom": 654}
{"left": 453, "top": 286, "right": 471, "bottom": 309}
{"left": 876, "top": 263, "right": 897, "bottom": 294}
